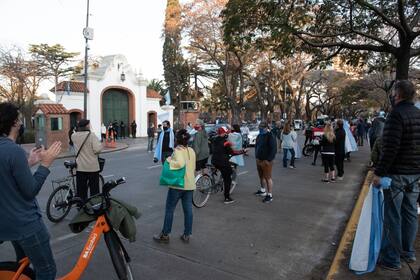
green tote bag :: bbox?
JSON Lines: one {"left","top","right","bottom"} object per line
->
{"left": 159, "top": 161, "right": 186, "bottom": 187}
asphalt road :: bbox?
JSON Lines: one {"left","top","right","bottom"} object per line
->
{"left": 0, "top": 138, "right": 370, "bottom": 280}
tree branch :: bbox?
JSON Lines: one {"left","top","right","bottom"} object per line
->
{"left": 410, "top": 10, "right": 420, "bottom": 29}
{"left": 397, "top": 0, "right": 411, "bottom": 35}
{"left": 354, "top": 0, "right": 405, "bottom": 33}
{"left": 295, "top": 33, "right": 397, "bottom": 54}
{"left": 410, "top": 48, "right": 420, "bottom": 57}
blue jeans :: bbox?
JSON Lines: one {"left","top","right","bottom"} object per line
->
{"left": 381, "top": 174, "right": 420, "bottom": 267}
{"left": 12, "top": 223, "right": 56, "bottom": 280}
{"left": 162, "top": 188, "right": 193, "bottom": 236}
{"left": 283, "top": 148, "right": 295, "bottom": 167}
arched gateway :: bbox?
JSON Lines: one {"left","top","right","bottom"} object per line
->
{"left": 102, "top": 88, "right": 134, "bottom": 128}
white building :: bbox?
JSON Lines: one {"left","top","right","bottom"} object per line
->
{"left": 52, "top": 54, "right": 174, "bottom": 137}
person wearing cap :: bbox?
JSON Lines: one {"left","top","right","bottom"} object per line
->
{"left": 211, "top": 126, "right": 246, "bottom": 204}
{"left": 369, "top": 111, "right": 386, "bottom": 151}
{"left": 254, "top": 121, "right": 277, "bottom": 203}
{"left": 71, "top": 119, "right": 103, "bottom": 202}
{"left": 192, "top": 119, "right": 210, "bottom": 171}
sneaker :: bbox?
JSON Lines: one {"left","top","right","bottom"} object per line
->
{"left": 263, "top": 195, "right": 273, "bottom": 203}
{"left": 311, "top": 162, "right": 316, "bottom": 166}
{"left": 337, "top": 176, "right": 344, "bottom": 181}
{"left": 330, "top": 178, "right": 336, "bottom": 182}
{"left": 401, "top": 253, "right": 416, "bottom": 263}
{"left": 224, "top": 197, "right": 235, "bottom": 204}
{"left": 153, "top": 232, "right": 169, "bottom": 243}
{"left": 180, "top": 234, "right": 190, "bottom": 243}
{"left": 289, "top": 165, "right": 295, "bottom": 169}
{"left": 322, "top": 179, "right": 330, "bottom": 183}
{"left": 254, "top": 190, "right": 266, "bottom": 196}
{"left": 379, "top": 262, "right": 401, "bottom": 271}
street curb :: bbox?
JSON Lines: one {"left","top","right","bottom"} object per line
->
{"left": 56, "top": 143, "right": 129, "bottom": 159}
{"left": 326, "top": 170, "right": 373, "bottom": 279}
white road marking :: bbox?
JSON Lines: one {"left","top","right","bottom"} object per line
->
{"left": 237, "top": 171, "right": 249, "bottom": 176}
{"left": 147, "top": 165, "right": 162, "bottom": 170}
{"left": 51, "top": 233, "right": 78, "bottom": 245}
{"left": 101, "top": 174, "right": 114, "bottom": 178}
{"left": 51, "top": 225, "right": 94, "bottom": 245}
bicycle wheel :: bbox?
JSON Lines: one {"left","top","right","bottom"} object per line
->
{"left": 0, "top": 262, "right": 35, "bottom": 280}
{"left": 105, "top": 230, "right": 134, "bottom": 280}
{"left": 193, "top": 174, "right": 212, "bottom": 208}
{"left": 303, "top": 144, "right": 315, "bottom": 157}
{"left": 46, "top": 185, "right": 73, "bottom": 223}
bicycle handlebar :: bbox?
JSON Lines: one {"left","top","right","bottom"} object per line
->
{"left": 102, "top": 177, "right": 126, "bottom": 195}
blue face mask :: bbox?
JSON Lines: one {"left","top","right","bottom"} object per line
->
{"left": 259, "top": 128, "right": 266, "bottom": 134}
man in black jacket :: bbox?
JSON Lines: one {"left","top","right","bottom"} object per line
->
{"left": 254, "top": 121, "right": 277, "bottom": 203}
{"left": 372, "top": 80, "right": 420, "bottom": 271}
{"left": 334, "top": 120, "right": 346, "bottom": 180}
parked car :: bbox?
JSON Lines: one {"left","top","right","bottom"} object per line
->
{"left": 247, "top": 124, "right": 259, "bottom": 146}
{"left": 293, "top": 119, "right": 303, "bottom": 130}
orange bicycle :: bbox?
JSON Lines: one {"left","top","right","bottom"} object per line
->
{"left": 0, "top": 178, "right": 134, "bottom": 280}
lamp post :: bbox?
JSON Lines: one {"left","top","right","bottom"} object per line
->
{"left": 83, "top": 0, "right": 93, "bottom": 118}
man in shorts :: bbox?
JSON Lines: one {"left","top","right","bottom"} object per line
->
{"left": 254, "top": 121, "right": 277, "bottom": 203}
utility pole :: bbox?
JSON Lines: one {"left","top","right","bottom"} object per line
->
{"left": 83, "top": 0, "right": 93, "bottom": 118}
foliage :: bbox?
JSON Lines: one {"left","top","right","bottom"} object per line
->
{"left": 29, "top": 44, "right": 79, "bottom": 94}
{"left": 162, "top": 0, "right": 189, "bottom": 115}
{"left": 223, "top": 0, "right": 420, "bottom": 79}
{"left": 182, "top": 0, "right": 249, "bottom": 123}
{"left": 0, "top": 46, "right": 47, "bottom": 124}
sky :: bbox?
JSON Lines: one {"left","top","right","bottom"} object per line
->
{"left": 0, "top": 0, "right": 168, "bottom": 93}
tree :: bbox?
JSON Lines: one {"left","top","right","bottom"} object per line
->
{"left": 29, "top": 44, "right": 79, "bottom": 97}
{"left": 183, "top": 0, "right": 249, "bottom": 124}
{"left": 162, "top": 0, "right": 189, "bottom": 126}
{"left": 0, "top": 46, "right": 47, "bottom": 125}
{"left": 223, "top": 0, "right": 420, "bottom": 79}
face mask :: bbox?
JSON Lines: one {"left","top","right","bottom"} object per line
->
{"left": 163, "top": 126, "right": 169, "bottom": 131}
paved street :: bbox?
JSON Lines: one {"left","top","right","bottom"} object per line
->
{"left": 0, "top": 138, "right": 370, "bottom": 280}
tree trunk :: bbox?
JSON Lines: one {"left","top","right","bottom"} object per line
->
{"left": 395, "top": 41, "right": 411, "bottom": 80}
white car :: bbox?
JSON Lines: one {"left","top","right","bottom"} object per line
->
{"left": 247, "top": 125, "right": 259, "bottom": 146}
{"left": 294, "top": 119, "right": 303, "bottom": 130}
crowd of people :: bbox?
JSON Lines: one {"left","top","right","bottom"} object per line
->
{"left": 0, "top": 79, "right": 419, "bottom": 278}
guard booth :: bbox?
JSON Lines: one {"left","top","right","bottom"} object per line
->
{"left": 34, "top": 104, "right": 70, "bottom": 151}
{"left": 180, "top": 101, "right": 200, "bottom": 127}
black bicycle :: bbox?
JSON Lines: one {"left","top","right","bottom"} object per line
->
{"left": 193, "top": 164, "right": 237, "bottom": 208}
{"left": 46, "top": 160, "right": 105, "bottom": 223}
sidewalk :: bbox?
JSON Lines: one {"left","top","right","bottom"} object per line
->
{"left": 21, "top": 141, "right": 129, "bottom": 159}
{"left": 328, "top": 172, "right": 420, "bottom": 279}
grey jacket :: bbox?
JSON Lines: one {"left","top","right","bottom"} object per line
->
{"left": 192, "top": 129, "right": 210, "bottom": 161}
{"left": 72, "top": 131, "right": 102, "bottom": 172}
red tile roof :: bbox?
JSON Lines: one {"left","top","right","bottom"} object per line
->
{"left": 37, "top": 104, "right": 69, "bottom": 115}
{"left": 50, "top": 81, "right": 89, "bottom": 93}
{"left": 147, "top": 88, "right": 162, "bottom": 99}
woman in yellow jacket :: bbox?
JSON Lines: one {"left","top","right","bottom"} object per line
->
{"left": 154, "top": 129, "right": 196, "bottom": 243}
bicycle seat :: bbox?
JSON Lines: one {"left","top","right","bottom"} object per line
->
{"left": 64, "top": 160, "right": 77, "bottom": 169}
